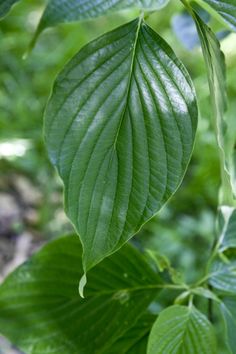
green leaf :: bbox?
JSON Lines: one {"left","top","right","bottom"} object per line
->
{"left": 220, "top": 296, "right": 236, "bottom": 354}
{"left": 192, "top": 11, "right": 235, "bottom": 204}
{"left": 147, "top": 305, "right": 217, "bottom": 354}
{"left": 44, "top": 18, "right": 198, "bottom": 272}
{"left": 219, "top": 207, "right": 236, "bottom": 251}
{"left": 0, "top": 0, "right": 20, "bottom": 18}
{"left": 203, "top": 0, "right": 236, "bottom": 31}
{"left": 209, "top": 256, "right": 236, "bottom": 294}
{"left": 0, "top": 235, "right": 162, "bottom": 354}
{"left": 35, "top": 0, "right": 169, "bottom": 38}
{"left": 107, "top": 313, "right": 156, "bottom": 354}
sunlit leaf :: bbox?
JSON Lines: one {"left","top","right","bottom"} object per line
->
{"left": 0, "top": 235, "right": 162, "bottom": 354}
{"left": 147, "top": 305, "right": 217, "bottom": 354}
{"left": 44, "top": 18, "right": 198, "bottom": 272}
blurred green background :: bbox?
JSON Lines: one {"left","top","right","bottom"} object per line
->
{"left": 0, "top": 0, "right": 235, "bottom": 353}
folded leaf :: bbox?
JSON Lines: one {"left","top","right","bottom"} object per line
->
{"left": 0, "top": 0, "right": 20, "bottom": 18}
{"left": 147, "top": 305, "right": 217, "bottom": 354}
{"left": 45, "top": 18, "right": 198, "bottom": 272}
{"left": 203, "top": 0, "right": 236, "bottom": 31}
{"left": 192, "top": 11, "right": 235, "bottom": 203}
{"left": 0, "top": 235, "right": 162, "bottom": 354}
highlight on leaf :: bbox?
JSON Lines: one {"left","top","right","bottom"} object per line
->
{"left": 44, "top": 17, "right": 198, "bottom": 273}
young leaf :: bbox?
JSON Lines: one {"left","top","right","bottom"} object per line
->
{"left": 219, "top": 207, "right": 236, "bottom": 251}
{"left": 220, "top": 296, "right": 236, "bottom": 354}
{"left": 192, "top": 11, "right": 235, "bottom": 203}
{"left": 0, "top": 235, "right": 162, "bottom": 354}
{"left": 209, "top": 256, "right": 236, "bottom": 294}
{"left": 203, "top": 0, "right": 236, "bottom": 31}
{"left": 0, "top": 0, "right": 20, "bottom": 18}
{"left": 147, "top": 305, "right": 217, "bottom": 354}
{"left": 44, "top": 18, "right": 198, "bottom": 272}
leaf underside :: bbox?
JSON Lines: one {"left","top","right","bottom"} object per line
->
{"left": 147, "top": 305, "right": 217, "bottom": 354}
{"left": 203, "top": 0, "right": 236, "bottom": 31}
{"left": 45, "top": 18, "right": 198, "bottom": 271}
{"left": 209, "top": 257, "right": 236, "bottom": 295}
{"left": 0, "top": 235, "right": 162, "bottom": 354}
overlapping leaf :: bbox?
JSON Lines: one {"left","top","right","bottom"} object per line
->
{"left": 203, "top": 0, "right": 236, "bottom": 31}
{"left": 220, "top": 297, "right": 236, "bottom": 354}
{"left": 0, "top": 0, "right": 20, "bottom": 18}
{"left": 0, "top": 235, "right": 162, "bottom": 354}
{"left": 192, "top": 11, "right": 235, "bottom": 203}
{"left": 147, "top": 305, "right": 217, "bottom": 354}
{"left": 45, "top": 18, "right": 198, "bottom": 272}
{"left": 35, "top": 0, "right": 169, "bottom": 36}
{"left": 219, "top": 207, "right": 236, "bottom": 251}
{"left": 209, "top": 256, "right": 236, "bottom": 294}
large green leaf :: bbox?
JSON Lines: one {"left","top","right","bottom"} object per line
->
{"left": 36, "top": 0, "right": 169, "bottom": 36}
{"left": 203, "top": 0, "right": 236, "bottom": 31}
{"left": 147, "top": 305, "right": 217, "bottom": 354}
{"left": 0, "top": 0, "right": 20, "bottom": 18}
{"left": 209, "top": 256, "right": 236, "bottom": 294}
{"left": 192, "top": 11, "right": 235, "bottom": 203}
{"left": 44, "top": 18, "right": 198, "bottom": 272}
{"left": 107, "top": 313, "right": 156, "bottom": 353}
{"left": 0, "top": 235, "right": 162, "bottom": 354}
{"left": 220, "top": 296, "right": 236, "bottom": 354}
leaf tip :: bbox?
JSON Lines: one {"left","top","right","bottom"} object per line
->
{"left": 79, "top": 273, "right": 87, "bottom": 298}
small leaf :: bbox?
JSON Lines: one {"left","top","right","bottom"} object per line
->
{"left": 0, "top": 235, "right": 162, "bottom": 354}
{"left": 219, "top": 207, "right": 236, "bottom": 251}
{"left": 0, "top": 0, "right": 20, "bottom": 18}
{"left": 209, "top": 256, "right": 236, "bottom": 294}
{"left": 203, "top": 0, "right": 236, "bottom": 31}
{"left": 33, "top": 0, "right": 169, "bottom": 45}
{"left": 147, "top": 305, "right": 217, "bottom": 354}
{"left": 192, "top": 11, "right": 235, "bottom": 203}
{"left": 45, "top": 18, "right": 198, "bottom": 272}
{"left": 220, "top": 296, "right": 236, "bottom": 354}
{"left": 191, "top": 287, "right": 221, "bottom": 302}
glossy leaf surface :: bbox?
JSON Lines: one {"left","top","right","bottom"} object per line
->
{"left": 0, "top": 235, "right": 162, "bottom": 354}
{"left": 203, "top": 0, "right": 236, "bottom": 31}
{"left": 45, "top": 18, "right": 198, "bottom": 271}
{"left": 0, "top": 0, "right": 20, "bottom": 18}
{"left": 36, "top": 0, "right": 169, "bottom": 35}
{"left": 147, "top": 305, "right": 217, "bottom": 354}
